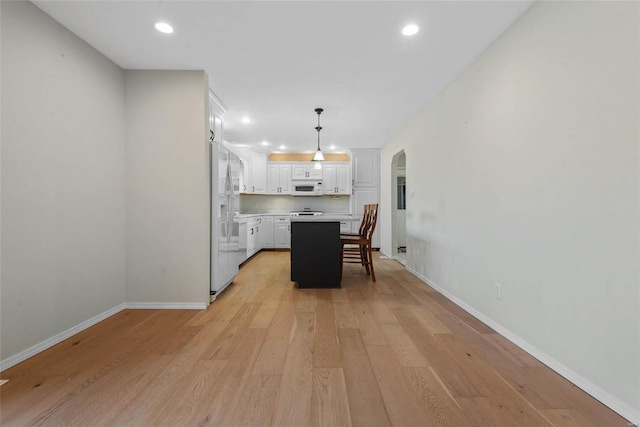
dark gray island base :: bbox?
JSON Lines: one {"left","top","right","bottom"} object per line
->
{"left": 290, "top": 220, "right": 341, "bottom": 288}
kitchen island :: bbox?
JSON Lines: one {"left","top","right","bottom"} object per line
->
{"left": 290, "top": 214, "right": 358, "bottom": 288}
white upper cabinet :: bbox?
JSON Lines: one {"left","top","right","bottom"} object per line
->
{"left": 267, "top": 163, "right": 292, "bottom": 194}
{"left": 240, "top": 157, "right": 250, "bottom": 193}
{"left": 336, "top": 164, "right": 351, "bottom": 193}
{"left": 267, "top": 165, "right": 279, "bottom": 194}
{"left": 251, "top": 152, "right": 267, "bottom": 194}
{"left": 322, "top": 163, "right": 351, "bottom": 195}
{"left": 240, "top": 151, "right": 267, "bottom": 194}
{"left": 279, "top": 166, "right": 292, "bottom": 193}
{"left": 291, "top": 162, "right": 323, "bottom": 180}
{"left": 323, "top": 164, "right": 336, "bottom": 194}
{"left": 209, "top": 90, "right": 226, "bottom": 143}
{"left": 351, "top": 150, "right": 379, "bottom": 187}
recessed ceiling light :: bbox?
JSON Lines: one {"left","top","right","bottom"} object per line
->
{"left": 279, "top": 145, "right": 286, "bottom": 150}
{"left": 240, "top": 117, "right": 251, "bottom": 124}
{"left": 329, "top": 145, "right": 336, "bottom": 150}
{"left": 402, "top": 24, "right": 419, "bottom": 37}
{"left": 261, "top": 141, "right": 269, "bottom": 146}
{"left": 154, "top": 22, "right": 174, "bottom": 34}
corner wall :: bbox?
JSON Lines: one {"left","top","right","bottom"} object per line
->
{"left": 1, "top": 1, "right": 126, "bottom": 360}
{"left": 124, "top": 70, "right": 210, "bottom": 306}
{"left": 381, "top": 0, "right": 639, "bottom": 421}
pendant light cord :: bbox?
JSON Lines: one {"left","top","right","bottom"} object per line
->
{"left": 315, "top": 108, "right": 323, "bottom": 151}
{"left": 313, "top": 107, "right": 325, "bottom": 162}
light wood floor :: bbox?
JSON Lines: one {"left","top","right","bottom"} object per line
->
{"left": 0, "top": 251, "right": 630, "bottom": 426}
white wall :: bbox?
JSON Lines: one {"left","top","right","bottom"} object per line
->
{"left": 124, "top": 70, "right": 210, "bottom": 305}
{"left": 381, "top": 0, "right": 639, "bottom": 421}
{"left": 1, "top": 1, "right": 126, "bottom": 360}
{"left": 1, "top": 3, "right": 212, "bottom": 365}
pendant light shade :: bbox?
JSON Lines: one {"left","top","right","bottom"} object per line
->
{"left": 313, "top": 149, "right": 324, "bottom": 162}
{"left": 312, "top": 108, "right": 325, "bottom": 162}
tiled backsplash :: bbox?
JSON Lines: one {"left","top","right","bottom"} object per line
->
{"left": 240, "top": 195, "right": 350, "bottom": 214}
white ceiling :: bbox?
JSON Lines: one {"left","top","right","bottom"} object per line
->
{"left": 33, "top": 0, "right": 533, "bottom": 154}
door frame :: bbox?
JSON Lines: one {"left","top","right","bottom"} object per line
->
{"left": 390, "top": 150, "right": 406, "bottom": 260}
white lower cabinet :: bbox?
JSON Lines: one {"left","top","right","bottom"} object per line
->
{"left": 274, "top": 216, "right": 291, "bottom": 248}
{"left": 340, "top": 220, "right": 352, "bottom": 233}
{"left": 242, "top": 215, "right": 286, "bottom": 264}
{"left": 246, "top": 217, "right": 262, "bottom": 258}
{"left": 262, "top": 216, "right": 274, "bottom": 248}
{"left": 239, "top": 219, "right": 248, "bottom": 264}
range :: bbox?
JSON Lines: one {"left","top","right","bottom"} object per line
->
{"left": 290, "top": 209, "right": 323, "bottom": 217}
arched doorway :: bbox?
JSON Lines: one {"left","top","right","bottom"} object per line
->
{"left": 391, "top": 150, "right": 407, "bottom": 264}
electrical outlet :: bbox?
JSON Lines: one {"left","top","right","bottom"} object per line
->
{"left": 495, "top": 283, "right": 502, "bottom": 300}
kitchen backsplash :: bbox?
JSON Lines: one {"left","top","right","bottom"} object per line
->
{"left": 240, "top": 195, "right": 350, "bottom": 214}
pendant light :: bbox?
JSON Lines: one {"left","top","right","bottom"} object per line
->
{"left": 312, "top": 108, "right": 325, "bottom": 162}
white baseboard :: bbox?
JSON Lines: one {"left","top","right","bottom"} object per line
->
{"left": 0, "top": 301, "right": 208, "bottom": 373}
{"left": 378, "top": 250, "right": 398, "bottom": 260}
{"left": 125, "top": 302, "right": 208, "bottom": 310}
{"left": 405, "top": 266, "right": 640, "bottom": 426}
{"left": 0, "top": 303, "right": 126, "bottom": 372}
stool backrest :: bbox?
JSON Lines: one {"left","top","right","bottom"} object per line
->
{"left": 358, "top": 204, "right": 372, "bottom": 236}
{"left": 365, "top": 204, "right": 378, "bottom": 241}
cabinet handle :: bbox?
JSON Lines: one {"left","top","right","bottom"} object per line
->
{"left": 252, "top": 186, "right": 255, "bottom": 192}
{"left": 251, "top": 228, "right": 254, "bottom": 235}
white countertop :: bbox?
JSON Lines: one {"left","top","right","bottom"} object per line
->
{"left": 290, "top": 214, "right": 360, "bottom": 222}
{"left": 238, "top": 212, "right": 290, "bottom": 219}
{"left": 239, "top": 212, "right": 356, "bottom": 220}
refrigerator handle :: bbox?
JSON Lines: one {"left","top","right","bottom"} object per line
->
{"left": 226, "top": 163, "right": 233, "bottom": 240}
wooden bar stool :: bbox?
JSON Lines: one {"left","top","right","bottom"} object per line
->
{"left": 340, "top": 204, "right": 378, "bottom": 281}
{"left": 340, "top": 204, "right": 372, "bottom": 239}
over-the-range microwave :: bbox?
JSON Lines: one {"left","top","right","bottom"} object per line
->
{"left": 291, "top": 180, "right": 323, "bottom": 196}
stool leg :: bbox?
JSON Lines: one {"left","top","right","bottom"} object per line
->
{"left": 368, "top": 246, "right": 376, "bottom": 282}
{"left": 362, "top": 245, "right": 370, "bottom": 275}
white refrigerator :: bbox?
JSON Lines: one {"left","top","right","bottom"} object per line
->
{"left": 211, "top": 141, "right": 240, "bottom": 299}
